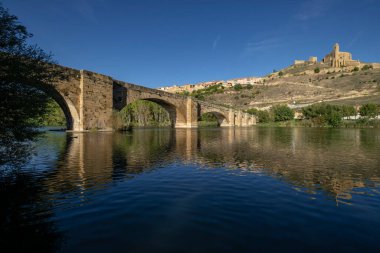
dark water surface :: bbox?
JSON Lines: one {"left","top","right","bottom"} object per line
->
{"left": 2, "top": 127, "right": 380, "bottom": 253}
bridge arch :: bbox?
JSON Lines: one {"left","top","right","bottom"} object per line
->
{"left": 47, "top": 89, "right": 80, "bottom": 130}
{"left": 200, "top": 111, "right": 230, "bottom": 127}
{"left": 20, "top": 82, "right": 80, "bottom": 131}
{"left": 123, "top": 87, "right": 189, "bottom": 128}
{"left": 139, "top": 98, "right": 185, "bottom": 127}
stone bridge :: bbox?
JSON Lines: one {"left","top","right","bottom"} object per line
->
{"left": 37, "top": 66, "right": 256, "bottom": 131}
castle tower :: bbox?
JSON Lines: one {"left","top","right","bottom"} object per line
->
{"left": 334, "top": 43, "right": 340, "bottom": 54}
{"left": 333, "top": 43, "right": 340, "bottom": 67}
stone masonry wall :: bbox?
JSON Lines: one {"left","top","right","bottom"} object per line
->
{"left": 80, "top": 70, "right": 114, "bottom": 130}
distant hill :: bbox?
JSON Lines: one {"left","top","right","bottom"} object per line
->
{"left": 159, "top": 64, "right": 380, "bottom": 110}
{"left": 223, "top": 63, "right": 380, "bottom": 109}
{"left": 158, "top": 44, "right": 380, "bottom": 110}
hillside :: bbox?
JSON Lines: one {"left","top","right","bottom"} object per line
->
{"left": 159, "top": 43, "right": 380, "bottom": 110}
{"left": 167, "top": 64, "right": 380, "bottom": 110}
{"left": 218, "top": 64, "right": 380, "bottom": 109}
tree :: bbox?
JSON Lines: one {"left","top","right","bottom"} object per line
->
{"left": 0, "top": 4, "right": 63, "bottom": 168}
{"left": 314, "top": 67, "right": 320, "bottom": 73}
{"left": 278, "top": 71, "right": 284, "bottom": 77}
{"left": 327, "top": 110, "right": 342, "bottom": 127}
{"left": 271, "top": 105, "right": 294, "bottom": 122}
{"left": 257, "top": 110, "right": 271, "bottom": 123}
{"left": 340, "top": 105, "right": 356, "bottom": 117}
{"left": 359, "top": 103, "right": 379, "bottom": 118}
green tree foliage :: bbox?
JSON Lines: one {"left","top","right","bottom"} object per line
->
{"left": 191, "top": 84, "right": 223, "bottom": 100}
{"left": 256, "top": 111, "right": 270, "bottom": 123}
{"left": 116, "top": 100, "right": 172, "bottom": 128}
{"left": 278, "top": 71, "right": 284, "bottom": 77}
{"left": 246, "top": 84, "right": 253, "bottom": 89}
{"left": 257, "top": 111, "right": 271, "bottom": 123}
{"left": 327, "top": 110, "right": 342, "bottom": 127}
{"left": 361, "top": 65, "right": 373, "bottom": 71}
{"left": 246, "top": 108, "right": 271, "bottom": 123}
{"left": 233, "top": 84, "right": 243, "bottom": 91}
{"left": 246, "top": 108, "right": 259, "bottom": 115}
{"left": 359, "top": 103, "right": 379, "bottom": 118}
{"left": 314, "top": 67, "right": 320, "bottom": 73}
{"left": 29, "top": 98, "right": 66, "bottom": 126}
{"left": 301, "top": 103, "right": 355, "bottom": 127}
{"left": 198, "top": 113, "right": 219, "bottom": 127}
{"left": 0, "top": 5, "right": 63, "bottom": 168}
{"left": 271, "top": 105, "right": 294, "bottom": 122}
{"left": 353, "top": 67, "right": 359, "bottom": 71}
{"left": 340, "top": 105, "right": 356, "bottom": 117}
{"left": 201, "top": 113, "right": 218, "bottom": 122}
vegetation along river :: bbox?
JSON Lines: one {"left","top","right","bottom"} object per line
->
{"left": 2, "top": 127, "right": 380, "bottom": 253}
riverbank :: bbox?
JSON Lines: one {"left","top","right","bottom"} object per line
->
{"left": 257, "top": 119, "right": 380, "bottom": 128}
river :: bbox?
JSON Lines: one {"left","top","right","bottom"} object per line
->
{"left": 2, "top": 127, "right": 380, "bottom": 253}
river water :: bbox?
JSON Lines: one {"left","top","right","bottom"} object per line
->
{"left": 2, "top": 127, "right": 380, "bottom": 253}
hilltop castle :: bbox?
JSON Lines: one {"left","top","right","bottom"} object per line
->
{"left": 294, "top": 43, "right": 360, "bottom": 67}
{"left": 322, "top": 43, "right": 360, "bottom": 67}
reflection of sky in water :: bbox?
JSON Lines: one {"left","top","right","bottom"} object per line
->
{"left": 8, "top": 127, "right": 380, "bottom": 253}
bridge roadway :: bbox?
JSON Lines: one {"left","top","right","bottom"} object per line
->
{"left": 34, "top": 65, "right": 256, "bottom": 131}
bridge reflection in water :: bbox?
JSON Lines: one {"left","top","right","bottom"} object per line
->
{"left": 47, "top": 127, "right": 380, "bottom": 205}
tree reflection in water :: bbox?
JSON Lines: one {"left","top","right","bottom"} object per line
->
{"left": 0, "top": 172, "right": 63, "bottom": 252}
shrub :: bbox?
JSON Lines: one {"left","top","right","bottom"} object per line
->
{"left": 233, "top": 84, "right": 243, "bottom": 91}
{"left": 302, "top": 103, "right": 358, "bottom": 127}
{"left": 246, "top": 108, "right": 259, "bottom": 115}
{"left": 246, "top": 84, "right": 253, "bottom": 89}
{"left": 359, "top": 103, "right": 379, "bottom": 118}
{"left": 341, "top": 105, "right": 356, "bottom": 117}
{"left": 278, "top": 71, "right": 284, "bottom": 77}
{"left": 353, "top": 67, "right": 359, "bottom": 71}
{"left": 327, "top": 110, "right": 342, "bottom": 127}
{"left": 257, "top": 110, "right": 271, "bottom": 123}
{"left": 271, "top": 105, "right": 294, "bottom": 122}
{"left": 314, "top": 67, "right": 320, "bottom": 73}
{"left": 361, "top": 65, "right": 373, "bottom": 71}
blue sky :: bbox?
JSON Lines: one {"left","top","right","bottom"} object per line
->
{"left": 3, "top": 0, "right": 380, "bottom": 88}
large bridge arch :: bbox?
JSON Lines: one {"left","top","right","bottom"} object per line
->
{"left": 199, "top": 110, "right": 231, "bottom": 127}
{"left": 198, "top": 103, "right": 235, "bottom": 127}
{"left": 19, "top": 70, "right": 82, "bottom": 131}
{"left": 41, "top": 86, "right": 80, "bottom": 130}
{"left": 114, "top": 82, "right": 198, "bottom": 128}
{"left": 132, "top": 97, "right": 184, "bottom": 128}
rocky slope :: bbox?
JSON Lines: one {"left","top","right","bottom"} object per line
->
{"left": 189, "top": 64, "right": 380, "bottom": 110}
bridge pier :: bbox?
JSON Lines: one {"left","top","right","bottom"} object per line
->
{"left": 220, "top": 109, "right": 235, "bottom": 127}
{"left": 175, "top": 98, "right": 198, "bottom": 128}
